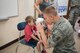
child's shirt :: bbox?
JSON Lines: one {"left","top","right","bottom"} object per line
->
{"left": 24, "top": 24, "right": 37, "bottom": 42}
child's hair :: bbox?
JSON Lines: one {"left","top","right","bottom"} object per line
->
{"left": 25, "top": 16, "right": 34, "bottom": 23}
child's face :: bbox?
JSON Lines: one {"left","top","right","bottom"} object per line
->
{"left": 30, "top": 20, "right": 35, "bottom": 26}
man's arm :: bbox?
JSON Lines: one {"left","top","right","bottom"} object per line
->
{"left": 36, "top": 23, "right": 50, "bottom": 48}
{"left": 36, "top": 23, "right": 68, "bottom": 48}
{"left": 39, "top": 28, "right": 50, "bottom": 48}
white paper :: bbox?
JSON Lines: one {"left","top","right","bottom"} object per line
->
{"left": 57, "top": 0, "right": 69, "bottom": 16}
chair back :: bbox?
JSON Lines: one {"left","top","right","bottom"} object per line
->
{"left": 17, "top": 22, "right": 27, "bottom": 31}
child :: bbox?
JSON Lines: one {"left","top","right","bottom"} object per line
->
{"left": 24, "top": 16, "right": 39, "bottom": 43}
{"left": 24, "top": 16, "right": 42, "bottom": 53}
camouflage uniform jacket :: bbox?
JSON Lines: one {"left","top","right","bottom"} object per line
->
{"left": 48, "top": 17, "right": 77, "bottom": 53}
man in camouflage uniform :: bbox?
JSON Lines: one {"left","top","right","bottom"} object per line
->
{"left": 69, "top": 0, "right": 80, "bottom": 28}
{"left": 48, "top": 17, "right": 77, "bottom": 53}
{"left": 36, "top": 6, "right": 77, "bottom": 53}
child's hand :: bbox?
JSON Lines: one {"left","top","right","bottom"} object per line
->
{"left": 38, "top": 40, "right": 43, "bottom": 44}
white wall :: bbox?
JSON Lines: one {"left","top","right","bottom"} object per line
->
{"left": 0, "top": 0, "right": 34, "bottom": 47}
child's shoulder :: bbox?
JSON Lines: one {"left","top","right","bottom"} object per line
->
{"left": 25, "top": 24, "right": 31, "bottom": 29}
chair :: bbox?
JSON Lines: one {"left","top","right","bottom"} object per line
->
{"left": 16, "top": 22, "right": 36, "bottom": 53}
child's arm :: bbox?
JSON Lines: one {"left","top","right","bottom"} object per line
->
{"left": 33, "top": 30, "right": 41, "bottom": 40}
{"left": 31, "top": 34, "right": 39, "bottom": 41}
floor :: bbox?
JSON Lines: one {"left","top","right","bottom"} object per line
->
{"left": 0, "top": 40, "right": 53, "bottom": 53}
{"left": 0, "top": 32, "right": 80, "bottom": 53}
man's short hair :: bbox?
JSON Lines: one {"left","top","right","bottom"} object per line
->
{"left": 43, "top": 6, "right": 57, "bottom": 16}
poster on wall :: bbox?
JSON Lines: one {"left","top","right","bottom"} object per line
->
{"left": 57, "top": 0, "right": 69, "bottom": 16}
